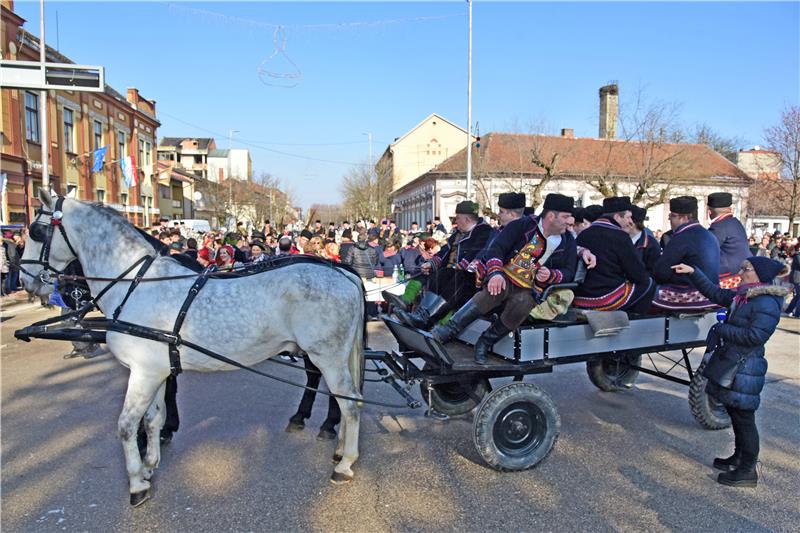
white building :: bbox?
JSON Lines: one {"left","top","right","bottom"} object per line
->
{"left": 208, "top": 148, "right": 253, "bottom": 182}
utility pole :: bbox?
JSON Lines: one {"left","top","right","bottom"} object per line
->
{"left": 39, "top": 0, "right": 49, "bottom": 190}
{"left": 363, "top": 131, "right": 373, "bottom": 219}
{"left": 465, "top": 0, "right": 473, "bottom": 201}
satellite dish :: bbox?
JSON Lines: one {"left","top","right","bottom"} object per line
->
{"left": 193, "top": 191, "right": 203, "bottom": 201}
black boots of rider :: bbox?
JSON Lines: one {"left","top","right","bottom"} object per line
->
{"left": 431, "top": 300, "right": 482, "bottom": 344}
{"left": 473, "top": 321, "right": 511, "bottom": 365}
{"left": 713, "top": 450, "right": 741, "bottom": 471}
{"left": 395, "top": 291, "right": 448, "bottom": 330}
{"left": 716, "top": 451, "right": 758, "bottom": 488}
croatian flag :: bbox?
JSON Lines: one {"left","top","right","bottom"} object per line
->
{"left": 91, "top": 146, "right": 108, "bottom": 173}
{"left": 120, "top": 155, "right": 138, "bottom": 188}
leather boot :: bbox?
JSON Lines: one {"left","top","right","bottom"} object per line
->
{"left": 431, "top": 300, "right": 482, "bottom": 344}
{"left": 395, "top": 292, "right": 448, "bottom": 330}
{"left": 474, "top": 321, "right": 512, "bottom": 365}
{"left": 713, "top": 450, "right": 741, "bottom": 471}
{"left": 717, "top": 452, "right": 758, "bottom": 487}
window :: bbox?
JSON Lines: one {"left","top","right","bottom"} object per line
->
{"left": 138, "top": 140, "right": 144, "bottom": 166}
{"left": 25, "top": 92, "right": 40, "bottom": 143}
{"left": 120, "top": 192, "right": 128, "bottom": 205}
{"left": 63, "top": 108, "right": 74, "bottom": 153}
{"left": 144, "top": 141, "right": 152, "bottom": 166}
{"left": 96, "top": 189, "right": 105, "bottom": 203}
{"left": 159, "top": 184, "right": 171, "bottom": 199}
{"left": 117, "top": 131, "right": 126, "bottom": 158}
{"left": 93, "top": 120, "right": 102, "bottom": 150}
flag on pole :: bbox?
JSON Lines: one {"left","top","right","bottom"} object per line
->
{"left": 92, "top": 146, "right": 108, "bottom": 173}
{"left": 120, "top": 155, "right": 138, "bottom": 188}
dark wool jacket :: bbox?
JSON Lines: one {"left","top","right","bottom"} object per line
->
{"left": 343, "top": 241, "right": 379, "bottom": 279}
{"left": 708, "top": 213, "right": 750, "bottom": 277}
{"left": 690, "top": 269, "right": 787, "bottom": 411}
{"left": 576, "top": 218, "right": 650, "bottom": 296}
{"left": 430, "top": 219, "right": 495, "bottom": 272}
{"left": 634, "top": 228, "right": 662, "bottom": 274}
{"left": 654, "top": 221, "right": 720, "bottom": 286}
{"left": 400, "top": 246, "right": 424, "bottom": 276}
{"left": 479, "top": 215, "right": 577, "bottom": 285}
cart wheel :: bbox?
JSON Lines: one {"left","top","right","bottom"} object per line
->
{"left": 419, "top": 365, "right": 490, "bottom": 416}
{"left": 473, "top": 383, "right": 560, "bottom": 471}
{"left": 689, "top": 360, "right": 731, "bottom": 430}
{"left": 586, "top": 354, "right": 641, "bottom": 392}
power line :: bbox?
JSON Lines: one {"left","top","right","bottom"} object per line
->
{"left": 157, "top": 111, "right": 373, "bottom": 167}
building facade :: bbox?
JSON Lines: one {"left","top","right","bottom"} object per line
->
{"left": 378, "top": 113, "right": 473, "bottom": 194}
{"left": 207, "top": 148, "right": 252, "bottom": 183}
{"left": 392, "top": 131, "right": 754, "bottom": 233}
{"left": 1, "top": 0, "right": 160, "bottom": 226}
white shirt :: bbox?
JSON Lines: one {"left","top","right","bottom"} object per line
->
{"left": 538, "top": 221, "right": 563, "bottom": 266}
{"left": 630, "top": 230, "right": 642, "bottom": 245}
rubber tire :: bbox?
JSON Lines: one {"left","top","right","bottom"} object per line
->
{"left": 419, "top": 364, "right": 490, "bottom": 417}
{"left": 473, "top": 382, "right": 560, "bottom": 471}
{"left": 689, "top": 360, "right": 731, "bottom": 430}
{"left": 586, "top": 354, "right": 642, "bottom": 392}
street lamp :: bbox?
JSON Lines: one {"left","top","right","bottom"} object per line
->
{"left": 362, "top": 132, "right": 373, "bottom": 220}
{"left": 228, "top": 129, "right": 239, "bottom": 226}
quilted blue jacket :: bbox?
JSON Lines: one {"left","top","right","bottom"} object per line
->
{"left": 690, "top": 269, "right": 788, "bottom": 411}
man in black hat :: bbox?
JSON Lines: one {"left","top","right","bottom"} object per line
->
{"left": 573, "top": 197, "right": 655, "bottom": 313}
{"left": 394, "top": 200, "right": 495, "bottom": 330}
{"left": 628, "top": 205, "right": 661, "bottom": 274}
{"left": 297, "top": 228, "right": 314, "bottom": 253}
{"left": 432, "top": 194, "right": 589, "bottom": 364}
{"left": 707, "top": 192, "right": 749, "bottom": 288}
{"left": 652, "top": 195, "right": 720, "bottom": 311}
{"left": 497, "top": 192, "right": 526, "bottom": 227}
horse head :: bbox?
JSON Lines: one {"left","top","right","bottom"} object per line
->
{"left": 20, "top": 188, "right": 79, "bottom": 296}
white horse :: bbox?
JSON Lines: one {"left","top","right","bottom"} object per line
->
{"left": 20, "top": 190, "right": 365, "bottom": 506}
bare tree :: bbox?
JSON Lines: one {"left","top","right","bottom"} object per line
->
{"left": 340, "top": 158, "right": 392, "bottom": 222}
{"left": 195, "top": 178, "right": 227, "bottom": 226}
{"left": 684, "top": 122, "right": 744, "bottom": 162}
{"left": 764, "top": 105, "right": 800, "bottom": 231}
{"left": 588, "top": 89, "right": 695, "bottom": 208}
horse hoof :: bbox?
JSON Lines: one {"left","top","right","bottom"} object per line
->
{"left": 285, "top": 421, "right": 305, "bottom": 433}
{"left": 317, "top": 428, "right": 337, "bottom": 441}
{"left": 130, "top": 489, "right": 151, "bottom": 507}
{"left": 330, "top": 471, "right": 353, "bottom": 485}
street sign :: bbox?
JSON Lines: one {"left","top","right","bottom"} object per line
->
{"left": 0, "top": 60, "right": 104, "bottom": 92}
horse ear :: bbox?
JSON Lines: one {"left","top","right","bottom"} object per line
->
{"left": 38, "top": 187, "right": 54, "bottom": 210}
{"left": 65, "top": 187, "right": 78, "bottom": 199}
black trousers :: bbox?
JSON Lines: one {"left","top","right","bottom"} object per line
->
{"left": 726, "top": 405, "right": 759, "bottom": 459}
{"left": 294, "top": 357, "right": 341, "bottom": 430}
{"left": 428, "top": 267, "right": 478, "bottom": 313}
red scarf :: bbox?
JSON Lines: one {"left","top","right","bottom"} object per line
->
{"left": 734, "top": 282, "right": 770, "bottom": 306}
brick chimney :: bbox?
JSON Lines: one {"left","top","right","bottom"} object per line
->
{"left": 126, "top": 88, "right": 139, "bottom": 106}
{"left": 599, "top": 83, "right": 618, "bottom": 139}
{"left": 561, "top": 128, "right": 574, "bottom": 139}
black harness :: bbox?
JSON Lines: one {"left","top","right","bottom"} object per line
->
{"left": 15, "top": 198, "right": 407, "bottom": 407}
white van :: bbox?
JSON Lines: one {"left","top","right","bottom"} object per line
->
{"left": 172, "top": 219, "right": 212, "bottom": 234}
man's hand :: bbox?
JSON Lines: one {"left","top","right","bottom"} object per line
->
{"left": 671, "top": 263, "right": 694, "bottom": 275}
{"left": 420, "top": 262, "right": 432, "bottom": 274}
{"left": 487, "top": 275, "right": 506, "bottom": 296}
{"left": 535, "top": 266, "right": 551, "bottom": 283}
{"left": 581, "top": 249, "right": 597, "bottom": 269}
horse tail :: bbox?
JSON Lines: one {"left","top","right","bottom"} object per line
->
{"left": 349, "top": 284, "right": 366, "bottom": 403}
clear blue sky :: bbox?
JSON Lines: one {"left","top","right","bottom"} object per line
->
{"left": 14, "top": 1, "right": 800, "bottom": 209}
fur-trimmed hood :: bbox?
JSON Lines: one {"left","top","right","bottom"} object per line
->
{"left": 745, "top": 284, "right": 790, "bottom": 299}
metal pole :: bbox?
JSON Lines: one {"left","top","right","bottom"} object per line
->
{"left": 228, "top": 129, "right": 238, "bottom": 225}
{"left": 465, "top": 0, "right": 473, "bottom": 201}
{"left": 40, "top": 0, "right": 49, "bottom": 190}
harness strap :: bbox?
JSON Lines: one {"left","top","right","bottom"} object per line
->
{"left": 112, "top": 255, "right": 156, "bottom": 321}
{"left": 165, "top": 265, "right": 217, "bottom": 376}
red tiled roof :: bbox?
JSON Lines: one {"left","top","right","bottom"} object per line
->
{"left": 432, "top": 133, "right": 751, "bottom": 182}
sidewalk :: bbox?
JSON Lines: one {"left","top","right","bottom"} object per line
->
{"left": 0, "top": 290, "right": 38, "bottom": 310}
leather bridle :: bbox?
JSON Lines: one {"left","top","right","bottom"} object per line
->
{"left": 19, "top": 196, "right": 80, "bottom": 285}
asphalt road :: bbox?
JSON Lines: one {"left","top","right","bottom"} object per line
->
{"left": 2, "top": 302, "right": 799, "bottom": 532}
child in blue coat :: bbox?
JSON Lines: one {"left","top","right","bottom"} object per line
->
{"left": 672, "top": 256, "right": 789, "bottom": 488}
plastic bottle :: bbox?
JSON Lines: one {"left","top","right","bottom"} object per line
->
{"left": 716, "top": 308, "right": 727, "bottom": 323}
{"left": 392, "top": 265, "right": 399, "bottom": 282}
{"left": 399, "top": 264, "right": 405, "bottom": 282}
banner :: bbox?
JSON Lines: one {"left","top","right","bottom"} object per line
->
{"left": 92, "top": 146, "right": 108, "bottom": 173}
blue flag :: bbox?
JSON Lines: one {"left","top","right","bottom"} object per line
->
{"left": 92, "top": 146, "right": 108, "bottom": 173}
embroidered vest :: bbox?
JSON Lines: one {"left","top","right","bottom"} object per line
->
{"left": 502, "top": 229, "right": 546, "bottom": 289}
